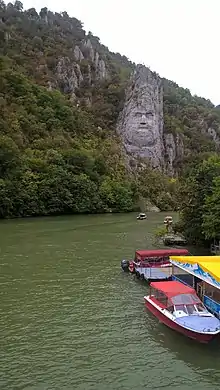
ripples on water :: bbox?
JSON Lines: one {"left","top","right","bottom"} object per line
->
{"left": 0, "top": 213, "right": 220, "bottom": 390}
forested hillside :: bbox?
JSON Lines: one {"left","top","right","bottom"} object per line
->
{"left": 0, "top": 1, "right": 220, "bottom": 224}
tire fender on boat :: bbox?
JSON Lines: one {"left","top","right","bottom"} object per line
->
{"left": 129, "top": 262, "right": 135, "bottom": 273}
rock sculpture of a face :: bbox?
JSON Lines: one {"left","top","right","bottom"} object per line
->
{"left": 117, "top": 65, "right": 164, "bottom": 169}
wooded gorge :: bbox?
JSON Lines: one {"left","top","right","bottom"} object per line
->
{"left": 0, "top": 1, "right": 220, "bottom": 242}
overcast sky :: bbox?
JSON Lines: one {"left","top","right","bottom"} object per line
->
{"left": 22, "top": 0, "right": 219, "bottom": 105}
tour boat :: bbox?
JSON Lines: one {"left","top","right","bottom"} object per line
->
{"left": 137, "top": 213, "right": 147, "bottom": 220}
{"left": 121, "top": 249, "right": 189, "bottom": 282}
{"left": 144, "top": 280, "right": 220, "bottom": 343}
{"left": 164, "top": 216, "right": 173, "bottom": 224}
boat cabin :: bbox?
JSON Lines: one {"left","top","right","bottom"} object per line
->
{"left": 134, "top": 249, "right": 189, "bottom": 267}
{"left": 149, "top": 281, "right": 208, "bottom": 316}
{"left": 121, "top": 249, "right": 189, "bottom": 282}
{"left": 131, "top": 249, "right": 189, "bottom": 282}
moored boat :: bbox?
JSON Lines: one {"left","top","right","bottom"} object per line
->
{"left": 121, "top": 249, "right": 189, "bottom": 282}
{"left": 163, "top": 233, "right": 187, "bottom": 246}
{"left": 144, "top": 280, "right": 220, "bottom": 343}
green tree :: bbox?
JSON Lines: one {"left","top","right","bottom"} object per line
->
{"left": 179, "top": 155, "right": 220, "bottom": 243}
{"left": 202, "top": 177, "right": 220, "bottom": 240}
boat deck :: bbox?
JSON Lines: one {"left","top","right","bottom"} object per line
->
{"left": 135, "top": 266, "right": 171, "bottom": 281}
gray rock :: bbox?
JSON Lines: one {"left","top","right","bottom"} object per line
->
{"left": 117, "top": 65, "right": 164, "bottom": 170}
{"left": 73, "top": 45, "right": 84, "bottom": 62}
{"left": 164, "top": 133, "right": 184, "bottom": 176}
{"left": 83, "top": 39, "right": 95, "bottom": 62}
{"left": 148, "top": 205, "right": 160, "bottom": 212}
{"left": 56, "top": 57, "right": 83, "bottom": 96}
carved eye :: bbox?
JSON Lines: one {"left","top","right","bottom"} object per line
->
{"left": 134, "top": 112, "right": 142, "bottom": 117}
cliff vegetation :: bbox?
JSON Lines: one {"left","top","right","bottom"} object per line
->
{"left": 0, "top": 1, "right": 220, "bottom": 220}
{"left": 175, "top": 155, "right": 220, "bottom": 245}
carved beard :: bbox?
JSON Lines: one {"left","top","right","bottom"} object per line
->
{"left": 125, "top": 128, "right": 157, "bottom": 147}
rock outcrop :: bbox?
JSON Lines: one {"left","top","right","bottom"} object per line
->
{"left": 56, "top": 57, "right": 83, "bottom": 99}
{"left": 54, "top": 39, "right": 108, "bottom": 98}
{"left": 73, "top": 45, "right": 84, "bottom": 62}
{"left": 164, "top": 133, "right": 184, "bottom": 176}
{"left": 116, "top": 65, "right": 188, "bottom": 175}
{"left": 117, "top": 65, "right": 164, "bottom": 170}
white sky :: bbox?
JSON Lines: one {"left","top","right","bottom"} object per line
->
{"left": 22, "top": 0, "right": 220, "bottom": 105}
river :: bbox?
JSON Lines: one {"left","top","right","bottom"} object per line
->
{"left": 0, "top": 212, "right": 219, "bottom": 390}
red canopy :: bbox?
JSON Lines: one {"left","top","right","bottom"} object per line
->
{"left": 150, "top": 280, "right": 195, "bottom": 298}
{"left": 135, "top": 249, "right": 189, "bottom": 259}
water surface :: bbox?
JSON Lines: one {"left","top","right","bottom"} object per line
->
{"left": 0, "top": 212, "right": 219, "bottom": 390}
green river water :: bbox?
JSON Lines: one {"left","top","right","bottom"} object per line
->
{"left": 0, "top": 212, "right": 220, "bottom": 390}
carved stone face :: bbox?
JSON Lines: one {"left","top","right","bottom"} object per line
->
{"left": 122, "top": 98, "right": 159, "bottom": 149}
{"left": 131, "top": 109, "right": 156, "bottom": 146}
{"left": 117, "top": 65, "right": 164, "bottom": 169}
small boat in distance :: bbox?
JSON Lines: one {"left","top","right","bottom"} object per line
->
{"left": 121, "top": 249, "right": 189, "bottom": 282}
{"left": 164, "top": 216, "right": 173, "bottom": 224}
{"left": 144, "top": 280, "right": 220, "bottom": 343}
{"left": 137, "top": 213, "right": 147, "bottom": 220}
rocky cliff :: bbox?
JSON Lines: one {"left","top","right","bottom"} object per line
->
{"left": 117, "top": 65, "right": 165, "bottom": 170}
{"left": 1, "top": 3, "right": 220, "bottom": 180}
{"left": 117, "top": 65, "right": 220, "bottom": 176}
{"left": 49, "top": 38, "right": 109, "bottom": 103}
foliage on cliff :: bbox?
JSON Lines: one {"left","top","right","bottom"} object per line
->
{"left": 0, "top": 1, "right": 179, "bottom": 217}
{"left": 163, "top": 79, "right": 220, "bottom": 174}
{"left": 0, "top": 2, "right": 219, "bottom": 218}
{"left": 0, "top": 56, "right": 137, "bottom": 217}
{"left": 177, "top": 155, "right": 220, "bottom": 243}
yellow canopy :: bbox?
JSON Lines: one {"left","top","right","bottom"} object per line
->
{"left": 198, "top": 261, "right": 220, "bottom": 282}
{"left": 170, "top": 256, "right": 220, "bottom": 264}
{"left": 170, "top": 256, "right": 220, "bottom": 282}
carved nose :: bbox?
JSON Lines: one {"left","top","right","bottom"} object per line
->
{"left": 140, "top": 115, "right": 147, "bottom": 125}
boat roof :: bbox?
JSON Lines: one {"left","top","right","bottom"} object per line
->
{"left": 150, "top": 280, "right": 195, "bottom": 298}
{"left": 170, "top": 256, "right": 220, "bottom": 283}
{"left": 170, "top": 255, "right": 219, "bottom": 264}
{"left": 135, "top": 249, "right": 189, "bottom": 258}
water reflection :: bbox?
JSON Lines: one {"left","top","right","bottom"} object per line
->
{"left": 143, "top": 309, "right": 220, "bottom": 375}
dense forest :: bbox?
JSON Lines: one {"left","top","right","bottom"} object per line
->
{"left": 0, "top": 1, "right": 220, "bottom": 243}
{"left": 175, "top": 155, "right": 220, "bottom": 245}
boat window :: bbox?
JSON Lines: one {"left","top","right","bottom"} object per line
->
{"left": 186, "top": 304, "right": 198, "bottom": 315}
{"left": 171, "top": 293, "right": 200, "bottom": 305}
{"left": 156, "top": 291, "right": 168, "bottom": 306}
{"left": 196, "top": 303, "right": 208, "bottom": 313}
{"left": 174, "top": 304, "right": 187, "bottom": 314}
{"left": 167, "top": 305, "right": 174, "bottom": 314}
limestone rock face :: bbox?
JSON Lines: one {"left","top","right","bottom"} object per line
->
{"left": 54, "top": 40, "right": 108, "bottom": 99}
{"left": 164, "top": 133, "right": 184, "bottom": 177}
{"left": 73, "top": 45, "right": 84, "bottom": 62}
{"left": 56, "top": 57, "right": 83, "bottom": 98}
{"left": 83, "top": 39, "right": 95, "bottom": 62}
{"left": 117, "top": 65, "right": 164, "bottom": 170}
{"left": 83, "top": 39, "right": 108, "bottom": 80}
